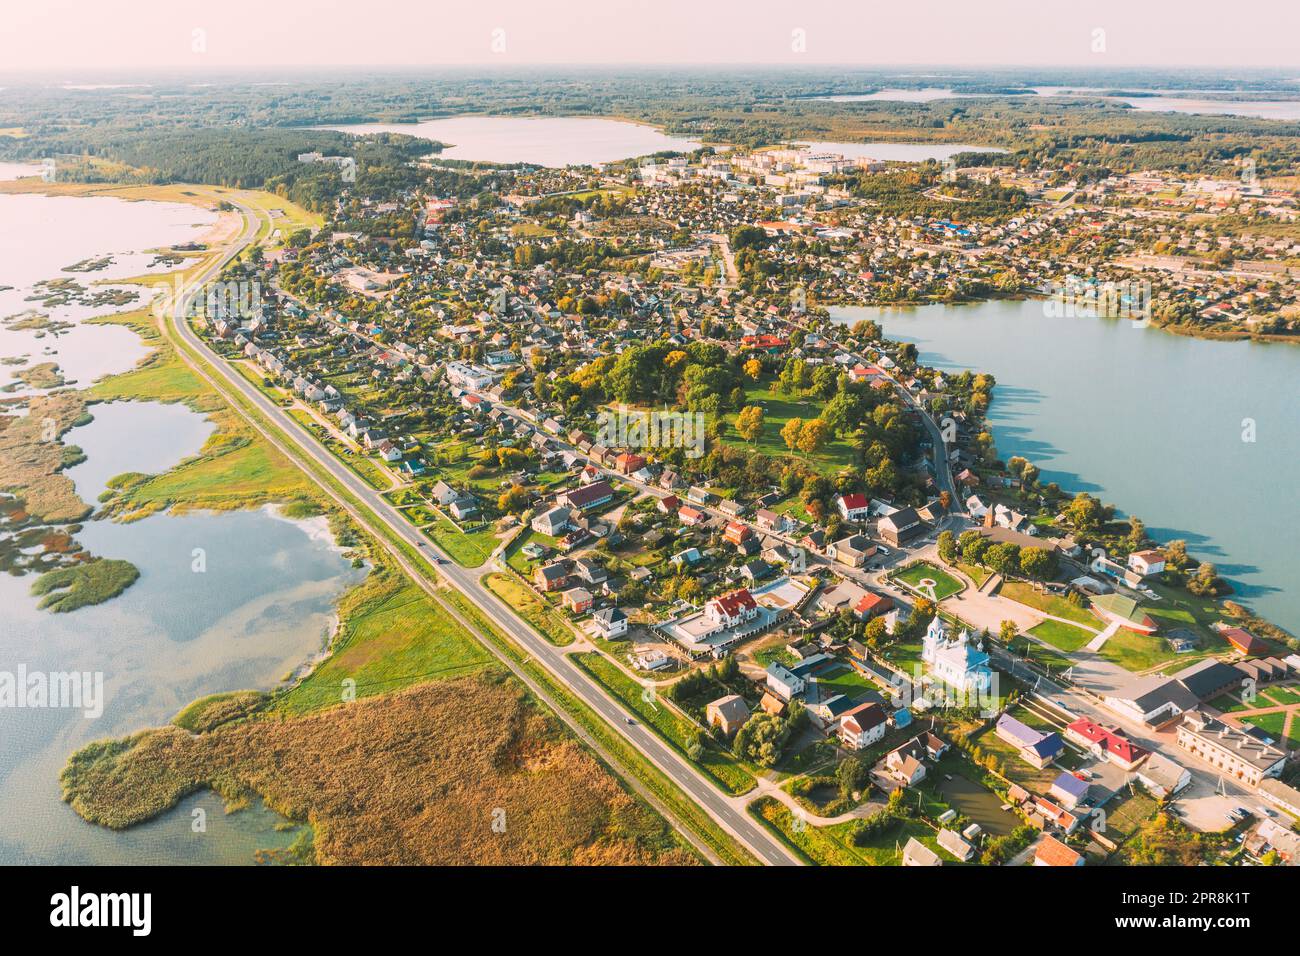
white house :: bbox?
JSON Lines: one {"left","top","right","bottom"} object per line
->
{"left": 766, "top": 662, "right": 805, "bottom": 700}
{"left": 592, "top": 607, "right": 629, "bottom": 639}
{"left": 838, "top": 702, "right": 888, "bottom": 750}
{"left": 836, "top": 493, "right": 871, "bottom": 522}
{"left": 705, "top": 589, "right": 759, "bottom": 629}
{"left": 1127, "top": 549, "right": 1166, "bottom": 577}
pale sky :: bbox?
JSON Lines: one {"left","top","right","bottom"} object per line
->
{"left": 3, "top": 0, "right": 1299, "bottom": 73}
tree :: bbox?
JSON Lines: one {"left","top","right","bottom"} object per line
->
{"left": 1164, "top": 539, "right": 1189, "bottom": 569}
{"left": 1019, "top": 546, "right": 1056, "bottom": 581}
{"left": 937, "top": 530, "right": 958, "bottom": 565}
{"left": 781, "top": 417, "right": 804, "bottom": 453}
{"left": 797, "top": 418, "right": 830, "bottom": 457}
{"left": 497, "top": 484, "right": 530, "bottom": 514}
{"left": 732, "top": 713, "right": 791, "bottom": 767}
{"left": 864, "top": 615, "right": 889, "bottom": 647}
{"left": 837, "top": 755, "right": 869, "bottom": 801}
{"left": 985, "top": 542, "right": 1021, "bottom": 577}
{"left": 743, "top": 357, "right": 763, "bottom": 380}
{"left": 1064, "top": 492, "right": 1104, "bottom": 532}
{"left": 736, "top": 405, "right": 765, "bottom": 443}
{"left": 999, "top": 619, "right": 1019, "bottom": 643}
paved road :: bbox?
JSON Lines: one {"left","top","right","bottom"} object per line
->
{"left": 168, "top": 200, "right": 802, "bottom": 867}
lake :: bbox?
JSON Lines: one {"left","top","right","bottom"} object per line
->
{"left": 830, "top": 299, "right": 1300, "bottom": 634}
{"left": 0, "top": 190, "right": 218, "bottom": 396}
{"left": 321, "top": 116, "right": 702, "bottom": 167}
{"left": 817, "top": 87, "right": 1300, "bottom": 120}
{"left": 0, "top": 187, "right": 365, "bottom": 864}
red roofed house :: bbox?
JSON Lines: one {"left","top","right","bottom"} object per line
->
{"left": 657, "top": 494, "right": 680, "bottom": 514}
{"left": 705, "top": 588, "right": 759, "bottom": 629}
{"left": 853, "top": 591, "right": 895, "bottom": 622}
{"left": 1221, "top": 626, "right": 1268, "bottom": 656}
{"left": 1064, "top": 717, "right": 1150, "bottom": 771}
{"left": 837, "top": 493, "right": 871, "bottom": 522}
{"left": 1034, "top": 834, "right": 1084, "bottom": 867}
{"left": 614, "top": 452, "right": 647, "bottom": 475}
{"left": 724, "top": 521, "right": 752, "bottom": 546}
{"left": 678, "top": 505, "right": 706, "bottom": 526}
{"left": 1127, "top": 549, "right": 1166, "bottom": 577}
{"left": 839, "top": 702, "right": 888, "bottom": 750}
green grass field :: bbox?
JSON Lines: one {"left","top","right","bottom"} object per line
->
{"left": 894, "top": 562, "right": 963, "bottom": 601}
{"left": 483, "top": 572, "right": 574, "bottom": 646}
{"left": 1028, "top": 619, "right": 1095, "bottom": 653}
{"left": 275, "top": 572, "right": 493, "bottom": 716}
{"left": 426, "top": 517, "right": 498, "bottom": 568}
{"left": 1099, "top": 630, "right": 1178, "bottom": 672}
{"left": 810, "top": 664, "right": 880, "bottom": 702}
{"left": 722, "top": 380, "right": 857, "bottom": 475}
{"left": 999, "top": 581, "right": 1100, "bottom": 629}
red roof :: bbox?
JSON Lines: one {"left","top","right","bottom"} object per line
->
{"left": 842, "top": 701, "right": 887, "bottom": 732}
{"left": 854, "top": 592, "right": 892, "bottom": 616}
{"left": 839, "top": 493, "right": 869, "bottom": 511}
{"left": 711, "top": 588, "right": 757, "bottom": 617}
{"left": 1065, "top": 718, "right": 1148, "bottom": 766}
{"left": 1221, "top": 627, "right": 1267, "bottom": 656}
{"left": 1035, "top": 834, "right": 1083, "bottom": 867}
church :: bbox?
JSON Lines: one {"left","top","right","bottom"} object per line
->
{"left": 921, "top": 617, "right": 994, "bottom": 693}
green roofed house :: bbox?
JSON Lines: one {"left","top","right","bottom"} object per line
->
{"left": 1089, "top": 593, "right": 1158, "bottom": 634}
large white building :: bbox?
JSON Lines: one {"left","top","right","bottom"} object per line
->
{"left": 921, "top": 617, "right": 993, "bottom": 694}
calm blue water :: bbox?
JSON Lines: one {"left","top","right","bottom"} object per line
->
{"left": 831, "top": 299, "right": 1300, "bottom": 634}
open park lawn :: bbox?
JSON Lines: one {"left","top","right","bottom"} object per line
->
{"left": 1028, "top": 619, "right": 1095, "bottom": 653}
{"left": 722, "top": 381, "right": 858, "bottom": 475}
{"left": 999, "top": 581, "right": 1100, "bottom": 628}
{"left": 894, "top": 562, "right": 963, "bottom": 601}
{"left": 1098, "top": 630, "right": 1179, "bottom": 672}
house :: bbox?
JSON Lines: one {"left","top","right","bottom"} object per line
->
{"left": 562, "top": 587, "right": 594, "bottom": 614}
{"left": 670, "top": 547, "right": 702, "bottom": 567}
{"left": 591, "top": 606, "right": 628, "bottom": 639}
{"left": 937, "top": 828, "right": 974, "bottom": 862}
{"left": 836, "top": 493, "right": 871, "bottom": 522}
{"left": 573, "top": 558, "right": 608, "bottom": 585}
{"left": 878, "top": 507, "right": 927, "bottom": 547}
{"left": 1127, "top": 549, "right": 1166, "bottom": 577}
{"left": 657, "top": 494, "right": 680, "bottom": 515}
{"left": 1175, "top": 710, "right": 1286, "bottom": 786}
{"left": 1244, "top": 819, "right": 1300, "bottom": 865}
{"left": 1049, "top": 771, "right": 1090, "bottom": 810}
{"left": 902, "top": 837, "right": 942, "bottom": 867}
{"left": 1220, "top": 626, "right": 1268, "bottom": 656}
{"left": 995, "top": 713, "right": 1065, "bottom": 769}
{"left": 678, "top": 505, "right": 706, "bottom": 526}
{"left": 853, "top": 591, "right": 894, "bottom": 622}
{"left": 885, "top": 737, "right": 929, "bottom": 786}
{"left": 922, "top": 617, "right": 993, "bottom": 694}
{"left": 558, "top": 479, "right": 614, "bottom": 512}
{"left": 1135, "top": 752, "right": 1192, "bottom": 799}
{"left": 686, "top": 485, "right": 713, "bottom": 505}
{"left": 724, "top": 521, "right": 752, "bottom": 547}
{"left": 766, "top": 662, "right": 806, "bottom": 700}
{"left": 1034, "top": 834, "right": 1085, "bottom": 867}
{"left": 827, "top": 533, "right": 875, "bottom": 568}
{"left": 531, "top": 505, "right": 572, "bottom": 536}
{"left": 706, "top": 694, "right": 752, "bottom": 736}
{"left": 1257, "top": 778, "right": 1300, "bottom": 819}
{"left": 535, "top": 562, "right": 569, "bottom": 592}
{"left": 614, "top": 452, "right": 646, "bottom": 475}
{"left": 756, "top": 508, "right": 792, "bottom": 534}
{"left": 430, "top": 480, "right": 458, "bottom": 505}
{"left": 449, "top": 496, "right": 479, "bottom": 521}
{"left": 838, "top": 702, "right": 888, "bottom": 750}
{"left": 706, "top": 588, "right": 759, "bottom": 629}
{"left": 1064, "top": 718, "right": 1149, "bottom": 770}
{"left": 1030, "top": 797, "right": 1080, "bottom": 835}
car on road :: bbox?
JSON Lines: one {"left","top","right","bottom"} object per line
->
{"left": 625, "top": 718, "right": 635, "bottom": 725}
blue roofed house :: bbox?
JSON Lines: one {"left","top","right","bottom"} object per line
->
{"left": 1049, "top": 771, "right": 1090, "bottom": 810}
{"left": 996, "top": 713, "right": 1065, "bottom": 769}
